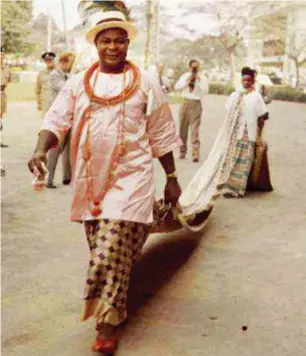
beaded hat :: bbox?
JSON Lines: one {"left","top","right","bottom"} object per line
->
{"left": 78, "top": 1, "right": 136, "bottom": 44}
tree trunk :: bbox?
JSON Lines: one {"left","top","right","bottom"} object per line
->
{"left": 295, "top": 58, "right": 299, "bottom": 89}
{"left": 145, "top": 0, "right": 153, "bottom": 69}
{"left": 47, "top": 12, "right": 52, "bottom": 51}
{"left": 229, "top": 50, "right": 236, "bottom": 85}
{"left": 61, "top": 0, "right": 69, "bottom": 50}
{"left": 155, "top": 0, "right": 160, "bottom": 64}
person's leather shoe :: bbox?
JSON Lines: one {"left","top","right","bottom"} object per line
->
{"left": 92, "top": 336, "right": 118, "bottom": 354}
{"left": 62, "top": 179, "right": 71, "bottom": 185}
{"left": 46, "top": 182, "right": 57, "bottom": 189}
{"left": 192, "top": 147, "right": 200, "bottom": 162}
{"left": 1, "top": 143, "right": 9, "bottom": 148}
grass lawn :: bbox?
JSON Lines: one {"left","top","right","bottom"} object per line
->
{"left": 7, "top": 82, "right": 36, "bottom": 102}
{"left": 6, "top": 82, "right": 183, "bottom": 105}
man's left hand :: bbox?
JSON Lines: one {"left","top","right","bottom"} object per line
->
{"left": 164, "top": 178, "right": 182, "bottom": 207}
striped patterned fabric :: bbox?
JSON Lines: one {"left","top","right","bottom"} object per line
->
{"left": 220, "top": 127, "right": 255, "bottom": 197}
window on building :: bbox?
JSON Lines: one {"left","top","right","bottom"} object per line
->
{"left": 263, "top": 39, "right": 285, "bottom": 57}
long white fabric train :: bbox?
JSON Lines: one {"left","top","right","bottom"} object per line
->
{"left": 179, "top": 93, "right": 244, "bottom": 217}
{"left": 151, "top": 93, "right": 245, "bottom": 234}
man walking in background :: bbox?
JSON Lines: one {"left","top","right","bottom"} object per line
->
{"left": 46, "top": 52, "right": 76, "bottom": 188}
{"left": 175, "top": 59, "right": 208, "bottom": 162}
{"left": 36, "top": 52, "right": 56, "bottom": 117}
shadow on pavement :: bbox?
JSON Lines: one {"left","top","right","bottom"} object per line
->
{"left": 127, "top": 226, "right": 209, "bottom": 316}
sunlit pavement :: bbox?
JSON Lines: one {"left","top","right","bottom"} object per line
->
{"left": 1, "top": 97, "right": 306, "bottom": 356}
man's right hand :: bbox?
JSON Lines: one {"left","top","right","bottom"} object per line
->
{"left": 37, "top": 104, "right": 42, "bottom": 111}
{"left": 28, "top": 151, "right": 47, "bottom": 175}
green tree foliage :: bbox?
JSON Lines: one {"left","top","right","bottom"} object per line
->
{"left": 160, "top": 36, "right": 246, "bottom": 79}
{"left": 1, "top": 0, "right": 34, "bottom": 54}
{"left": 179, "top": 1, "right": 257, "bottom": 83}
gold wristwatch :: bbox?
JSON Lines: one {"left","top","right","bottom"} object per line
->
{"left": 166, "top": 171, "right": 177, "bottom": 179}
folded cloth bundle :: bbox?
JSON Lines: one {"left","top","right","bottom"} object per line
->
{"left": 150, "top": 199, "right": 213, "bottom": 234}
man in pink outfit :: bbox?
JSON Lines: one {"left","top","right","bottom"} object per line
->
{"left": 28, "top": 1, "right": 182, "bottom": 354}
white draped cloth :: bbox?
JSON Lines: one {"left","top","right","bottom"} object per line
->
{"left": 179, "top": 92, "right": 245, "bottom": 217}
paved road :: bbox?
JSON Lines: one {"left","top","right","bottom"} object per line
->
{"left": 1, "top": 97, "right": 306, "bottom": 356}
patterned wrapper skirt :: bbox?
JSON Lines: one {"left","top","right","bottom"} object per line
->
{"left": 220, "top": 128, "right": 255, "bottom": 197}
{"left": 81, "top": 219, "right": 149, "bottom": 326}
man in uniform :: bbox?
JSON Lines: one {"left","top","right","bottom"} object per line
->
{"left": 36, "top": 52, "right": 56, "bottom": 116}
{"left": 45, "top": 52, "right": 75, "bottom": 188}
{"left": 1, "top": 48, "right": 12, "bottom": 148}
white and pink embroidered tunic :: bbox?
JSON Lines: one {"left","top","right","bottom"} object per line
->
{"left": 41, "top": 67, "right": 181, "bottom": 224}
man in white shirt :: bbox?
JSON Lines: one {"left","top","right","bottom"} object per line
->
{"left": 174, "top": 59, "right": 208, "bottom": 162}
{"left": 27, "top": 3, "right": 182, "bottom": 351}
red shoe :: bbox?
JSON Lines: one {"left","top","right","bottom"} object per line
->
{"left": 92, "top": 336, "right": 118, "bottom": 354}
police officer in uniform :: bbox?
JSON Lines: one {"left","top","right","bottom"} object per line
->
{"left": 36, "top": 52, "right": 56, "bottom": 116}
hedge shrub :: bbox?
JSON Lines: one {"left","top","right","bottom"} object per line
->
{"left": 208, "top": 83, "right": 306, "bottom": 103}
{"left": 268, "top": 86, "right": 306, "bottom": 103}
{"left": 209, "top": 83, "right": 235, "bottom": 96}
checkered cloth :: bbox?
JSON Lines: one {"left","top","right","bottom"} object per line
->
{"left": 81, "top": 219, "right": 149, "bottom": 326}
{"left": 220, "top": 126, "right": 255, "bottom": 197}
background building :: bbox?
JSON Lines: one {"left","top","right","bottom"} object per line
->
{"left": 247, "top": 1, "right": 306, "bottom": 87}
